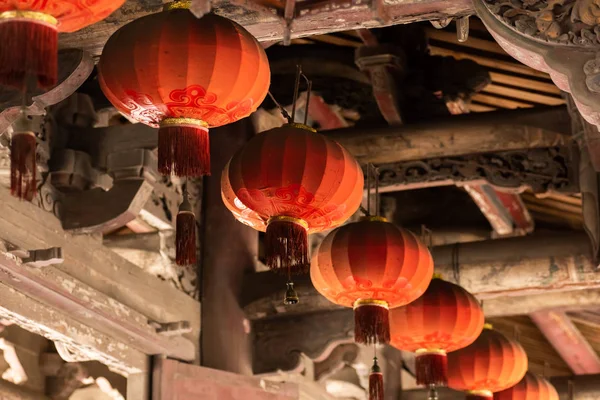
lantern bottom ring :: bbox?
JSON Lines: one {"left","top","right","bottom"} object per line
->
{"left": 160, "top": 117, "right": 209, "bottom": 130}
{"left": 0, "top": 10, "right": 58, "bottom": 27}
{"left": 466, "top": 390, "right": 493, "bottom": 399}
{"left": 353, "top": 299, "right": 389, "bottom": 309}
{"left": 415, "top": 349, "right": 447, "bottom": 356}
{"left": 267, "top": 216, "right": 309, "bottom": 230}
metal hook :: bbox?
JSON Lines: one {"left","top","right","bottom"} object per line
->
{"left": 291, "top": 65, "right": 302, "bottom": 123}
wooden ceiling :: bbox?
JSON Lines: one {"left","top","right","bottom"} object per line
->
{"left": 290, "top": 18, "right": 566, "bottom": 113}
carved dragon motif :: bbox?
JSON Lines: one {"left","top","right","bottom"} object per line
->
{"left": 484, "top": 0, "right": 600, "bottom": 47}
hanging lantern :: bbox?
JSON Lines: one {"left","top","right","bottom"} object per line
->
{"left": 98, "top": 4, "right": 270, "bottom": 177}
{"left": 390, "top": 276, "right": 484, "bottom": 388}
{"left": 0, "top": 0, "right": 124, "bottom": 89}
{"left": 311, "top": 218, "right": 433, "bottom": 344}
{"left": 494, "top": 372, "right": 559, "bottom": 400}
{"left": 222, "top": 123, "right": 364, "bottom": 300}
{"left": 447, "top": 325, "right": 528, "bottom": 400}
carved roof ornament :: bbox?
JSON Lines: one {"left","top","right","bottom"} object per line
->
{"left": 474, "top": 0, "right": 600, "bottom": 129}
{"left": 484, "top": 0, "right": 600, "bottom": 47}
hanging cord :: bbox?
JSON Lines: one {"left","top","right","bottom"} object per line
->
{"left": 290, "top": 65, "right": 302, "bottom": 123}
{"left": 373, "top": 164, "right": 380, "bottom": 217}
{"left": 268, "top": 91, "right": 292, "bottom": 123}
{"left": 366, "top": 163, "right": 372, "bottom": 216}
{"left": 301, "top": 73, "right": 312, "bottom": 126}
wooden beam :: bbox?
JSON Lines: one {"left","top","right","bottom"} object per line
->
{"left": 489, "top": 71, "right": 561, "bottom": 95}
{"left": 59, "top": 0, "right": 474, "bottom": 59}
{"left": 483, "top": 289, "right": 600, "bottom": 317}
{"left": 243, "top": 233, "right": 600, "bottom": 320}
{"left": 0, "top": 280, "right": 147, "bottom": 376}
{"left": 482, "top": 84, "right": 565, "bottom": 106}
{"left": 531, "top": 311, "right": 600, "bottom": 374}
{"left": 471, "top": 93, "right": 534, "bottom": 109}
{"left": 429, "top": 45, "right": 551, "bottom": 78}
{"left": 469, "top": 103, "right": 497, "bottom": 112}
{"left": 0, "top": 250, "right": 194, "bottom": 363}
{"left": 152, "top": 358, "right": 298, "bottom": 400}
{"left": 427, "top": 28, "right": 506, "bottom": 56}
{"left": 463, "top": 184, "right": 534, "bottom": 236}
{"left": 0, "top": 189, "right": 201, "bottom": 364}
{"left": 324, "top": 107, "right": 570, "bottom": 165}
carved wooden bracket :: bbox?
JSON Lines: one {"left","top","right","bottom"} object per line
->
{"left": 252, "top": 310, "right": 354, "bottom": 374}
{"left": 474, "top": 0, "right": 600, "bottom": 128}
{"left": 378, "top": 145, "right": 579, "bottom": 193}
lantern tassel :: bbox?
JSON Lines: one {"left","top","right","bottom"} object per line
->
{"left": 416, "top": 351, "right": 448, "bottom": 387}
{"left": 176, "top": 190, "right": 196, "bottom": 266}
{"left": 10, "top": 131, "right": 37, "bottom": 201}
{"left": 0, "top": 17, "right": 58, "bottom": 89}
{"left": 265, "top": 216, "right": 309, "bottom": 274}
{"left": 369, "top": 357, "right": 384, "bottom": 400}
{"left": 353, "top": 299, "right": 390, "bottom": 344}
{"left": 159, "top": 118, "right": 210, "bottom": 177}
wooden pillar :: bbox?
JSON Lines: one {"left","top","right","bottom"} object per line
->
{"left": 201, "top": 119, "right": 258, "bottom": 374}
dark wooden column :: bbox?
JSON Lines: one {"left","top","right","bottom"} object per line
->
{"left": 201, "top": 119, "right": 258, "bottom": 374}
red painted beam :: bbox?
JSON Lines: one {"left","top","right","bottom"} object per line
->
{"left": 531, "top": 310, "right": 600, "bottom": 375}
{"left": 463, "top": 184, "right": 533, "bottom": 236}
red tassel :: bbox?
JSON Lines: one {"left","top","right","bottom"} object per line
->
{"left": 0, "top": 18, "right": 58, "bottom": 89}
{"left": 10, "top": 132, "right": 36, "bottom": 201}
{"left": 369, "top": 358, "right": 384, "bottom": 400}
{"left": 416, "top": 351, "right": 448, "bottom": 387}
{"left": 158, "top": 123, "right": 210, "bottom": 177}
{"left": 265, "top": 217, "right": 309, "bottom": 274}
{"left": 175, "top": 193, "right": 196, "bottom": 266}
{"left": 353, "top": 300, "right": 390, "bottom": 344}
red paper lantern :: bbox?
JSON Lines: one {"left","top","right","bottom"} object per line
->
{"left": 222, "top": 123, "right": 364, "bottom": 295}
{"left": 311, "top": 218, "right": 433, "bottom": 344}
{"left": 0, "top": 0, "right": 124, "bottom": 89}
{"left": 390, "top": 277, "right": 484, "bottom": 387}
{"left": 494, "top": 372, "right": 559, "bottom": 400}
{"left": 447, "top": 326, "right": 528, "bottom": 400}
{"left": 99, "top": 5, "right": 270, "bottom": 177}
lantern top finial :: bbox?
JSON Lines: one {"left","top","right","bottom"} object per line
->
{"left": 361, "top": 215, "right": 388, "bottom": 223}
{"left": 164, "top": 1, "right": 192, "bottom": 11}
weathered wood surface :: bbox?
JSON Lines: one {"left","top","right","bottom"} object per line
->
{"left": 243, "top": 232, "right": 599, "bottom": 319}
{"left": 325, "top": 106, "right": 571, "bottom": 164}
{"left": 0, "top": 250, "right": 194, "bottom": 363}
{"left": 531, "top": 310, "right": 600, "bottom": 375}
{"left": 0, "top": 281, "right": 147, "bottom": 375}
{"left": 59, "top": 0, "right": 473, "bottom": 59}
{"left": 152, "top": 358, "right": 298, "bottom": 400}
{"left": 0, "top": 375, "right": 51, "bottom": 400}
{"left": 0, "top": 189, "right": 201, "bottom": 364}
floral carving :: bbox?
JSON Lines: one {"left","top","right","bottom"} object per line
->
{"left": 584, "top": 53, "right": 600, "bottom": 92}
{"left": 484, "top": 0, "right": 600, "bottom": 46}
